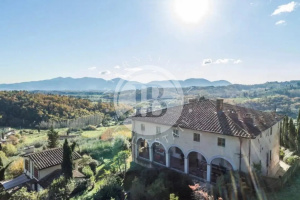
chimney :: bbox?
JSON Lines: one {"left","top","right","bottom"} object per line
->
{"left": 146, "top": 105, "right": 152, "bottom": 116}
{"left": 216, "top": 99, "right": 224, "bottom": 112}
{"left": 189, "top": 98, "right": 197, "bottom": 103}
{"left": 24, "top": 146, "right": 35, "bottom": 154}
{"left": 135, "top": 107, "right": 141, "bottom": 116}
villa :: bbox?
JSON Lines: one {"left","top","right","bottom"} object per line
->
{"left": 131, "top": 99, "right": 283, "bottom": 183}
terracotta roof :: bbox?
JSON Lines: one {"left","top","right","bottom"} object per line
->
{"left": 26, "top": 148, "right": 81, "bottom": 170}
{"left": 38, "top": 169, "right": 85, "bottom": 188}
{"left": 132, "top": 99, "right": 283, "bottom": 139}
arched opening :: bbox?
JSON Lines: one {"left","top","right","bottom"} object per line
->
{"left": 152, "top": 142, "right": 166, "bottom": 165}
{"left": 169, "top": 146, "right": 184, "bottom": 171}
{"left": 210, "top": 157, "right": 233, "bottom": 183}
{"left": 137, "top": 138, "right": 150, "bottom": 160}
{"left": 188, "top": 151, "right": 207, "bottom": 179}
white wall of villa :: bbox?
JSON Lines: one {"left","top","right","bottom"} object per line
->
{"left": 132, "top": 119, "right": 281, "bottom": 182}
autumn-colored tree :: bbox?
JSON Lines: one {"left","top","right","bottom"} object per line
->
{"left": 7, "top": 158, "right": 24, "bottom": 178}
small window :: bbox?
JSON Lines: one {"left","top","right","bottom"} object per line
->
{"left": 217, "top": 138, "right": 225, "bottom": 147}
{"left": 141, "top": 124, "right": 145, "bottom": 131}
{"left": 193, "top": 133, "right": 200, "bottom": 142}
{"left": 173, "top": 129, "right": 179, "bottom": 138}
{"left": 270, "top": 127, "right": 272, "bottom": 135}
{"left": 34, "top": 166, "right": 39, "bottom": 179}
{"left": 156, "top": 126, "right": 161, "bottom": 134}
{"left": 25, "top": 159, "right": 30, "bottom": 172}
{"left": 270, "top": 150, "right": 272, "bottom": 161}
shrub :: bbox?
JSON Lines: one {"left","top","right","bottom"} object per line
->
{"left": 82, "top": 166, "right": 94, "bottom": 178}
{"left": 15, "top": 133, "right": 21, "bottom": 139}
{"left": 112, "top": 135, "right": 130, "bottom": 154}
{"left": 33, "top": 141, "right": 44, "bottom": 148}
{"left": 286, "top": 156, "right": 300, "bottom": 165}
{"left": 8, "top": 135, "right": 19, "bottom": 145}
{"left": 48, "top": 176, "right": 75, "bottom": 200}
{"left": 89, "top": 160, "right": 98, "bottom": 174}
{"left": 10, "top": 187, "right": 38, "bottom": 200}
{"left": 280, "top": 149, "right": 285, "bottom": 160}
{"left": 78, "top": 155, "right": 93, "bottom": 167}
{"left": 7, "top": 158, "right": 24, "bottom": 178}
{"left": 71, "top": 180, "right": 88, "bottom": 196}
{"left": 0, "top": 151, "right": 7, "bottom": 162}
{"left": 252, "top": 162, "right": 262, "bottom": 174}
{"left": 82, "top": 125, "right": 97, "bottom": 131}
{"left": 101, "top": 128, "right": 114, "bottom": 141}
{"left": 67, "top": 128, "right": 81, "bottom": 133}
{"left": 2, "top": 144, "right": 17, "bottom": 156}
{"left": 94, "top": 175, "right": 123, "bottom": 200}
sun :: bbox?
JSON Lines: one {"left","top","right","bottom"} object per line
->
{"left": 174, "top": 0, "right": 209, "bottom": 24}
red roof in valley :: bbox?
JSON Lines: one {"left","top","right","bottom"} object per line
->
{"left": 26, "top": 148, "right": 81, "bottom": 170}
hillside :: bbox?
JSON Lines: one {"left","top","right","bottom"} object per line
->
{"left": 47, "top": 80, "right": 300, "bottom": 118}
{"left": 0, "top": 91, "right": 131, "bottom": 128}
{"left": 0, "top": 77, "right": 231, "bottom": 91}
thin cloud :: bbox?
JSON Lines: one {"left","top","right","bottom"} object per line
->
{"left": 275, "top": 20, "right": 286, "bottom": 25}
{"left": 203, "top": 58, "right": 242, "bottom": 65}
{"left": 233, "top": 59, "right": 242, "bottom": 64}
{"left": 202, "top": 59, "right": 213, "bottom": 65}
{"left": 114, "top": 65, "right": 121, "bottom": 69}
{"left": 88, "top": 67, "right": 97, "bottom": 71}
{"left": 215, "top": 59, "right": 230, "bottom": 64}
{"left": 99, "top": 70, "right": 111, "bottom": 75}
{"left": 271, "top": 1, "right": 298, "bottom": 16}
{"left": 124, "top": 67, "right": 142, "bottom": 72}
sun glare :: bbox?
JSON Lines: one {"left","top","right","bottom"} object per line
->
{"left": 174, "top": 0, "right": 209, "bottom": 24}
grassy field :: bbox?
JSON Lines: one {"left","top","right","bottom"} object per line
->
{"left": 81, "top": 128, "right": 108, "bottom": 138}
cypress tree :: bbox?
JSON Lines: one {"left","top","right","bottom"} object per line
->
{"left": 47, "top": 126, "right": 59, "bottom": 148}
{"left": 297, "top": 109, "right": 300, "bottom": 127}
{"left": 289, "top": 118, "right": 296, "bottom": 149}
{"left": 282, "top": 116, "right": 289, "bottom": 148}
{"left": 279, "top": 121, "right": 283, "bottom": 146}
{"left": 297, "top": 127, "right": 300, "bottom": 153}
{"left": 61, "top": 139, "right": 73, "bottom": 179}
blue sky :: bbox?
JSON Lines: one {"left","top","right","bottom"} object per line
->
{"left": 0, "top": 0, "right": 299, "bottom": 84}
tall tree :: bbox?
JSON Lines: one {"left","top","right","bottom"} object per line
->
{"left": 288, "top": 118, "right": 296, "bottom": 150}
{"left": 282, "top": 116, "right": 289, "bottom": 148}
{"left": 297, "top": 109, "right": 300, "bottom": 127}
{"left": 279, "top": 121, "right": 283, "bottom": 146}
{"left": 61, "top": 139, "right": 73, "bottom": 179}
{"left": 47, "top": 126, "right": 59, "bottom": 148}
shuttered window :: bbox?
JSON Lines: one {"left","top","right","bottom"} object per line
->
{"left": 34, "top": 166, "right": 39, "bottom": 179}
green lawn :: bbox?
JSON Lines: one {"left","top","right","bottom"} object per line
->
{"left": 81, "top": 127, "right": 108, "bottom": 138}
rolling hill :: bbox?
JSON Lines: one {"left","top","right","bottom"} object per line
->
{"left": 0, "top": 77, "right": 231, "bottom": 91}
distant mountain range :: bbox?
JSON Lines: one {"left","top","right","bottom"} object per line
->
{"left": 0, "top": 77, "right": 231, "bottom": 91}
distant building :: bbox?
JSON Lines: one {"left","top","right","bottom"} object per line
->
{"left": 0, "top": 147, "right": 84, "bottom": 192}
{"left": 131, "top": 99, "right": 283, "bottom": 183}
